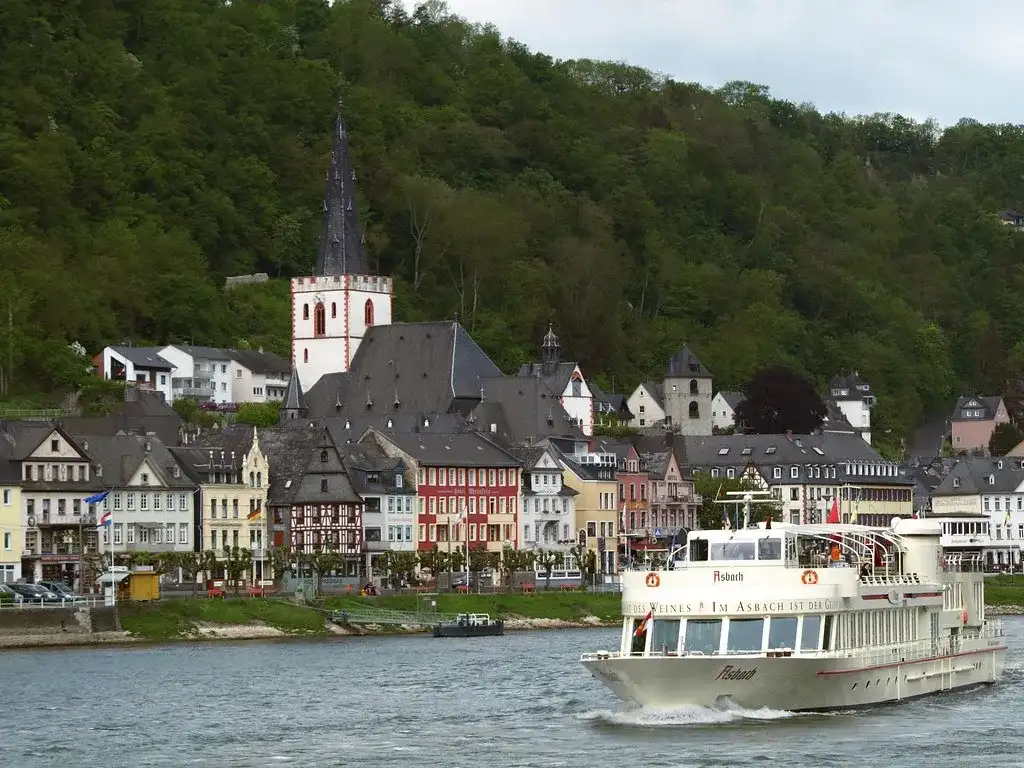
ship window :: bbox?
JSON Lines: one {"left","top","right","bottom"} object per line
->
{"left": 768, "top": 616, "right": 798, "bottom": 650}
{"left": 757, "top": 538, "right": 782, "bottom": 560}
{"left": 800, "top": 615, "right": 822, "bottom": 651}
{"left": 683, "top": 619, "right": 722, "bottom": 655}
{"left": 726, "top": 618, "right": 764, "bottom": 653}
{"left": 710, "top": 541, "right": 755, "bottom": 560}
{"left": 823, "top": 614, "right": 835, "bottom": 650}
{"left": 689, "top": 537, "right": 709, "bottom": 562}
{"left": 650, "top": 619, "right": 681, "bottom": 654}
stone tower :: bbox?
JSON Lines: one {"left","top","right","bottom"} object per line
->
{"left": 662, "top": 345, "right": 713, "bottom": 435}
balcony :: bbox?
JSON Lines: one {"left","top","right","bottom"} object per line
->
{"left": 33, "top": 512, "right": 91, "bottom": 527}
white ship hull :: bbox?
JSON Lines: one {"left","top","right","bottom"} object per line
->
{"left": 582, "top": 639, "right": 1006, "bottom": 711}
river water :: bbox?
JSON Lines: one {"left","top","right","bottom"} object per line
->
{"left": 3, "top": 619, "right": 1024, "bottom": 768}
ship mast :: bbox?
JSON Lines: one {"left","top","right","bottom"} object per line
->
{"left": 714, "top": 489, "right": 777, "bottom": 529}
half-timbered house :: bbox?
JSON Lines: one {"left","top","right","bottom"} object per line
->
{"left": 290, "top": 428, "right": 364, "bottom": 575}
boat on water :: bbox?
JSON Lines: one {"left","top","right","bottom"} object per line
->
{"left": 581, "top": 516, "right": 1006, "bottom": 711}
{"left": 433, "top": 613, "right": 504, "bottom": 638}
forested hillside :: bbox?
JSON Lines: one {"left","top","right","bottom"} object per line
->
{"left": 4, "top": 0, "right": 1024, "bottom": 456}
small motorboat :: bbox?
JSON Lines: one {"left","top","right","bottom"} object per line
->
{"left": 432, "top": 612, "right": 504, "bottom": 638}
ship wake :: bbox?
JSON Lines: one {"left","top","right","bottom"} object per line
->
{"left": 577, "top": 703, "right": 815, "bottom": 728}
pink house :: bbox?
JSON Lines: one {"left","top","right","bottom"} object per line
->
{"left": 950, "top": 396, "right": 1010, "bottom": 454}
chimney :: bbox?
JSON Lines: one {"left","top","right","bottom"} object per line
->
{"left": 144, "top": 440, "right": 152, "bottom": 452}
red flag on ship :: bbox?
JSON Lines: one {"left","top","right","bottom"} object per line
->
{"left": 634, "top": 610, "right": 652, "bottom": 637}
{"left": 826, "top": 498, "right": 840, "bottom": 525}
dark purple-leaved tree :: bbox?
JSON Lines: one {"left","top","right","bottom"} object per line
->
{"left": 735, "top": 365, "right": 827, "bottom": 434}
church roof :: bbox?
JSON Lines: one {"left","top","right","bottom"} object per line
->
{"left": 281, "top": 368, "right": 307, "bottom": 413}
{"left": 315, "top": 111, "right": 368, "bottom": 276}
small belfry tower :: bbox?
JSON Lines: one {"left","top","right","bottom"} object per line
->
{"left": 291, "top": 108, "right": 393, "bottom": 390}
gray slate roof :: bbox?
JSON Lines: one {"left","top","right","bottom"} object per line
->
{"left": 666, "top": 345, "right": 712, "bottom": 379}
{"left": 473, "top": 376, "right": 584, "bottom": 442}
{"left": 170, "top": 344, "right": 231, "bottom": 360}
{"left": 281, "top": 368, "right": 308, "bottom": 412}
{"left": 951, "top": 396, "right": 1003, "bottom": 422}
{"left": 341, "top": 321, "right": 502, "bottom": 416}
{"left": 227, "top": 349, "right": 290, "bottom": 376}
{"left": 315, "top": 112, "right": 368, "bottom": 277}
{"left": 292, "top": 429, "right": 361, "bottom": 505}
{"left": 305, "top": 372, "right": 350, "bottom": 419}
{"left": 683, "top": 432, "right": 912, "bottom": 487}
{"left": 109, "top": 345, "right": 173, "bottom": 370}
{"left": 717, "top": 391, "right": 745, "bottom": 410}
{"left": 336, "top": 441, "right": 412, "bottom": 497}
{"left": 932, "top": 456, "right": 1024, "bottom": 496}
{"left": 366, "top": 429, "right": 520, "bottom": 468}
{"left": 74, "top": 434, "right": 196, "bottom": 490}
{"left": 517, "top": 361, "right": 579, "bottom": 398}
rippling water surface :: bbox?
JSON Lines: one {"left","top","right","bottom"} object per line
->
{"left": 3, "top": 619, "right": 1024, "bottom": 767}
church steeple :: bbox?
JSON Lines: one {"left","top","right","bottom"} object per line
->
{"left": 541, "top": 324, "right": 561, "bottom": 375}
{"left": 315, "top": 109, "right": 368, "bottom": 276}
{"left": 279, "top": 367, "right": 308, "bottom": 424}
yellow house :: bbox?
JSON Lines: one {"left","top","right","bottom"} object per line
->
{"left": 0, "top": 468, "right": 21, "bottom": 583}
{"left": 171, "top": 427, "right": 270, "bottom": 583}
{"left": 558, "top": 449, "right": 619, "bottom": 577}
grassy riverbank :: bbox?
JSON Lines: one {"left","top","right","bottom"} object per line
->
{"left": 116, "top": 592, "right": 622, "bottom": 642}
{"left": 983, "top": 575, "right": 1024, "bottom": 608}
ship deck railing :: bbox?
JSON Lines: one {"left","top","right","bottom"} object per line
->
{"left": 581, "top": 620, "right": 1004, "bottom": 663}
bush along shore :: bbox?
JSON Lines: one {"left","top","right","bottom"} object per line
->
{"left": 0, "top": 592, "right": 622, "bottom": 648}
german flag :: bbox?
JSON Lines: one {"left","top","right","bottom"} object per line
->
{"left": 634, "top": 610, "right": 652, "bottom": 637}
{"left": 247, "top": 507, "right": 262, "bottom": 520}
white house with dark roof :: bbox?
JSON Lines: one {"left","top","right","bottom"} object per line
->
{"left": 97, "top": 345, "right": 174, "bottom": 401}
{"left": 517, "top": 326, "right": 595, "bottom": 437}
{"left": 930, "top": 456, "right": 1024, "bottom": 566}
{"left": 626, "top": 382, "right": 666, "bottom": 430}
{"left": 683, "top": 433, "right": 913, "bottom": 526}
{"left": 227, "top": 349, "right": 291, "bottom": 404}
{"left": 512, "top": 445, "right": 577, "bottom": 552}
{"left": 158, "top": 345, "right": 234, "bottom": 405}
{"left": 711, "top": 391, "right": 745, "bottom": 432}
{"left": 828, "top": 372, "right": 875, "bottom": 444}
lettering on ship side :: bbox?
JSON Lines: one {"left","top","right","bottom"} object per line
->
{"left": 715, "top": 665, "right": 757, "bottom": 681}
{"left": 621, "top": 599, "right": 841, "bottom": 616}
{"left": 712, "top": 571, "right": 744, "bottom": 583}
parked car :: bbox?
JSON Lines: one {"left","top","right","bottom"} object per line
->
{"left": 0, "top": 583, "right": 23, "bottom": 604}
{"left": 7, "top": 583, "right": 64, "bottom": 604}
{"left": 36, "top": 581, "right": 82, "bottom": 602}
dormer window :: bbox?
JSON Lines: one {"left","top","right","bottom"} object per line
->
{"left": 790, "top": 466, "right": 799, "bottom": 479}
{"left": 989, "top": 475, "right": 996, "bottom": 486}
{"left": 953, "top": 478, "right": 960, "bottom": 488}
{"left": 396, "top": 475, "right": 404, "bottom": 489}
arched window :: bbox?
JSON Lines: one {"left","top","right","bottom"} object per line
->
{"left": 256, "top": 472, "right": 262, "bottom": 487}
{"left": 571, "top": 374, "right": 582, "bottom": 398}
{"left": 303, "top": 348, "right": 309, "bottom": 363}
{"left": 314, "top": 302, "right": 326, "bottom": 337}
{"left": 364, "top": 299, "right": 374, "bottom": 327}
{"left": 249, "top": 471, "right": 255, "bottom": 487}
{"left": 688, "top": 401, "right": 700, "bottom": 419}
{"left": 320, "top": 450, "right": 328, "bottom": 463}
{"left": 302, "top": 304, "right": 309, "bottom": 320}
{"left": 689, "top": 379, "right": 698, "bottom": 395}
{"left": 331, "top": 302, "right": 337, "bottom": 318}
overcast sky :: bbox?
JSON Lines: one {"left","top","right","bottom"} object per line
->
{"left": 400, "top": 0, "right": 1021, "bottom": 127}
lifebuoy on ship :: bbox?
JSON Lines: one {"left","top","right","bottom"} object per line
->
{"left": 645, "top": 572, "right": 661, "bottom": 588}
{"left": 962, "top": 609, "right": 968, "bottom": 625}
{"left": 801, "top": 570, "right": 818, "bottom": 585}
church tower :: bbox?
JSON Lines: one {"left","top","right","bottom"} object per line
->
{"left": 291, "top": 109, "right": 393, "bottom": 390}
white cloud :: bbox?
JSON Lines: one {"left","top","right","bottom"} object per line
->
{"left": 399, "top": 0, "right": 1023, "bottom": 125}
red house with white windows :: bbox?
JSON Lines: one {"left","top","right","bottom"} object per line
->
{"left": 359, "top": 427, "right": 522, "bottom": 554}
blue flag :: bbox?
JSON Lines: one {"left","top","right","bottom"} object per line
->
{"left": 84, "top": 490, "right": 110, "bottom": 505}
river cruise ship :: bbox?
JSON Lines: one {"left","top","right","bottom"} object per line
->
{"left": 581, "top": 517, "right": 1006, "bottom": 711}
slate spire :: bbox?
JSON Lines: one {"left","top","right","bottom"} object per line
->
{"left": 279, "top": 368, "right": 308, "bottom": 424}
{"left": 315, "top": 110, "right": 368, "bottom": 276}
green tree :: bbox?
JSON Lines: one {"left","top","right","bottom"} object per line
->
{"left": 734, "top": 366, "right": 827, "bottom": 435}
{"left": 236, "top": 401, "right": 282, "bottom": 428}
{"left": 692, "top": 473, "right": 761, "bottom": 530}
{"left": 990, "top": 422, "right": 1024, "bottom": 457}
